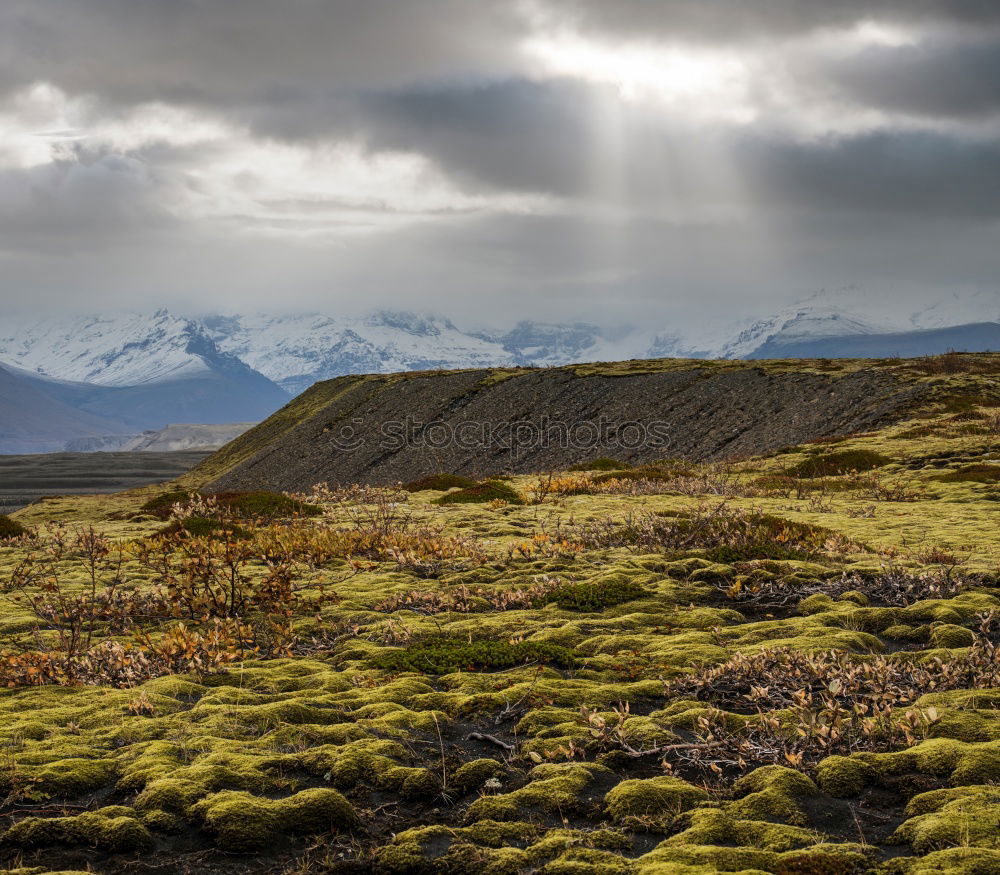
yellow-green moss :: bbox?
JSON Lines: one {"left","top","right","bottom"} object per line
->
{"left": 192, "top": 787, "right": 358, "bottom": 851}
{"left": 465, "top": 763, "right": 613, "bottom": 823}
{"left": 605, "top": 776, "right": 709, "bottom": 823}
{"left": 1, "top": 809, "right": 153, "bottom": 853}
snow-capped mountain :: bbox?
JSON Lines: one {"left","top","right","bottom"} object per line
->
{"left": 908, "top": 290, "right": 1000, "bottom": 331}
{"left": 203, "top": 311, "right": 512, "bottom": 395}
{"left": 2, "top": 290, "right": 997, "bottom": 454}
{"left": 715, "top": 305, "right": 896, "bottom": 360}
{"left": 0, "top": 310, "right": 231, "bottom": 386}
{"left": 0, "top": 311, "right": 290, "bottom": 451}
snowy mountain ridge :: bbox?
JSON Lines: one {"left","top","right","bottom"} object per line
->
{"left": 0, "top": 310, "right": 235, "bottom": 387}
{"left": 2, "top": 292, "right": 998, "bottom": 401}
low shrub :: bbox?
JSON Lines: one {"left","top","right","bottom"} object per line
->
{"left": 373, "top": 637, "right": 574, "bottom": 674}
{"left": 403, "top": 473, "right": 478, "bottom": 492}
{"left": 139, "top": 490, "right": 194, "bottom": 519}
{"left": 433, "top": 481, "right": 524, "bottom": 505}
{"left": 554, "top": 505, "right": 836, "bottom": 559}
{"left": 142, "top": 490, "right": 320, "bottom": 521}
{"left": 786, "top": 450, "right": 891, "bottom": 478}
{"left": 568, "top": 457, "right": 632, "bottom": 472}
{"left": 157, "top": 516, "right": 249, "bottom": 540}
{"left": 0, "top": 515, "right": 27, "bottom": 539}
{"left": 214, "top": 491, "right": 322, "bottom": 518}
{"left": 545, "top": 579, "right": 649, "bottom": 611}
{"left": 592, "top": 466, "right": 679, "bottom": 485}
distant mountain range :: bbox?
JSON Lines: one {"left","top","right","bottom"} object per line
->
{"left": 1, "top": 296, "right": 997, "bottom": 454}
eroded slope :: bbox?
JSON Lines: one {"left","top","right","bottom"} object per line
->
{"left": 196, "top": 359, "right": 928, "bottom": 493}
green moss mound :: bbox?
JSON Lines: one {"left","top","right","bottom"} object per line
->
{"left": 787, "top": 449, "right": 891, "bottom": 477}
{"left": 373, "top": 637, "right": 574, "bottom": 674}
{"left": 936, "top": 464, "right": 1000, "bottom": 483}
{"left": 157, "top": 515, "right": 249, "bottom": 540}
{"left": 144, "top": 489, "right": 320, "bottom": 522}
{"left": 542, "top": 579, "right": 649, "bottom": 612}
{"left": 1, "top": 809, "right": 153, "bottom": 853}
{"left": 568, "top": 457, "right": 632, "bottom": 472}
{"left": 592, "top": 466, "right": 681, "bottom": 484}
{"left": 433, "top": 480, "right": 524, "bottom": 505}
{"left": 192, "top": 787, "right": 358, "bottom": 851}
{"left": 605, "top": 776, "right": 708, "bottom": 821}
{"left": 703, "top": 543, "right": 812, "bottom": 563}
{"left": 139, "top": 490, "right": 194, "bottom": 519}
{"left": 403, "top": 473, "right": 479, "bottom": 492}
{"left": 214, "top": 490, "right": 322, "bottom": 518}
{"left": 0, "top": 514, "right": 26, "bottom": 539}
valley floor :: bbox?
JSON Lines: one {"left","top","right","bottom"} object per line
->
{"left": 0, "top": 451, "right": 211, "bottom": 515}
{"left": 0, "top": 370, "right": 997, "bottom": 874}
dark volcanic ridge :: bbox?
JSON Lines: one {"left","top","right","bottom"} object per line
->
{"left": 193, "top": 360, "right": 928, "bottom": 493}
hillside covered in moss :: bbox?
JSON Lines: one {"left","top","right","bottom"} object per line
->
{"left": 0, "top": 352, "right": 998, "bottom": 874}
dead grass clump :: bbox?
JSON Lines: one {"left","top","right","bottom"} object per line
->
{"left": 636, "top": 618, "right": 998, "bottom": 772}
{"left": 551, "top": 504, "right": 838, "bottom": 560}
{"left": 671, "top": 618, "right": 999, "bottom": 715}
{"left": 905, "top": 351, "right": 1000, "bottom": 376}
{"left": 722, "top": 566, "right": 967, "bottom": 611}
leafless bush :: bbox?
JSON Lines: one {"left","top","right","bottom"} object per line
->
{"left": 720, "top": 566, "right": 969, "bottom": 610}
{"left": 539, "top": 504, "right": 836, "bottom": 559}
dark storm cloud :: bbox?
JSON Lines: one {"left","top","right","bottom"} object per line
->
{"left": 0, "top": 0, "right": 525, "bottom": 106}
{"left": 1, "top": 0, "right": 999, "bottom": 324}
{"left": 742, "top": 130, "right": 1000, "bottom": 219}
{"left": 349, "top": 79, "right": 599, "bottom": 196}
{"left": 336, "top": 77, "right": 1000, "bottom": 220}
{"left": 816, "top": 35, "right": 1000, "bottom": 119}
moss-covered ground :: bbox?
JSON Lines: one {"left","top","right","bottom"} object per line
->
{"left": 0, "top": 377, "right": 998, "bottom": 874}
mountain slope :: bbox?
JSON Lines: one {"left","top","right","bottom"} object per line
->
{"left": 0, "top": 310, "right": 222, "bottom": 386}
{"left": 0, "top": 364, "right": 129, "bottom": 454}
{"left": 27, "top": 367, "right": 288, "bottom": 431}
{"left": 747, "top": 322, "right": 1000, "bottom": 360}
{"left": 188, "top": 358, "right": 931, "bottom": 493}
{"left": 4, "top": 299, "right": 999, "bottom": 454}
{"left": 0, "top": 312, "right": 291, "bottom": 436}
{"left": 205, "top": 311, "right": 512, "bottom": 395}
{"left": 717, "top": 305, "right": 893, "bottom": 359}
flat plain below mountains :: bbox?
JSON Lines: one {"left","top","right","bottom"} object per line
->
{"left": 0, "top": 351, "right": 998, "bottom": 875}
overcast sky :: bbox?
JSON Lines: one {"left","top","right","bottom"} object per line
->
{"left": 1, "top": 1, "right": 998, "bottom": 328}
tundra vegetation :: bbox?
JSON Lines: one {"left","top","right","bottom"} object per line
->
{"left": 0, "top": 353, "right": 998, "bottom": 874}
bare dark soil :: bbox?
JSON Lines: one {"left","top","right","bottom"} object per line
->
{"left": 204, "top": 366, "right": 925, "bottom": 492}
{"left": 0, "top": 450, "right": 211, "bottom": 514}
